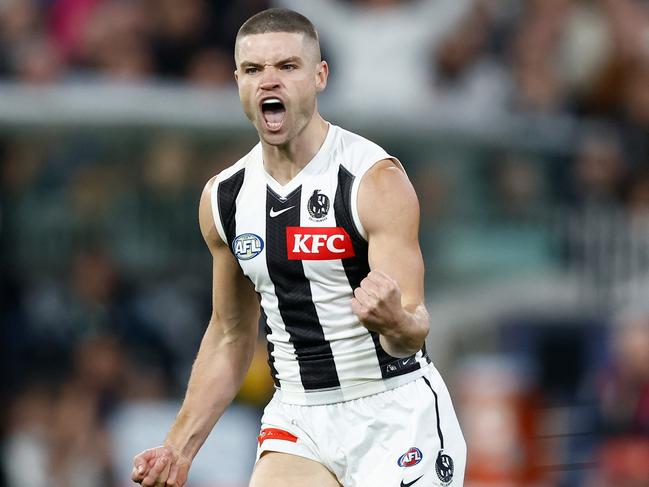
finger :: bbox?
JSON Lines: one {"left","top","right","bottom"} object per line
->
{"left": 360, "top": 276, "right": 382, "bottom": 295}
{"left": 142, "top": 456, "right": 169, "bottom": 486}
{"left": 166, "top": 463, "right": 179, "bottom": 486}
{"left": 174, "top": 467, "right": 189, "bottom": 487}
{"left": 354, "top": 286, "right": 375, "bottom": 306}
{"left": 351, "top": 297, "right": 372, "bottom": 323}
{"left": 156, "top": 459, "right": 171, "bottom": 487}
{"left": 132, "top": 453, "right": 152, "bottom": 482}
{"left": 351, "top": 297, "right": 363, "bottom": 315}
{"left": 132, "top": 466, "right": 146, "bottom": 483}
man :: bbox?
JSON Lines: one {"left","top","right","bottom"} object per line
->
{"left": 132, "top": 8, "right": 465, "bottom": 487}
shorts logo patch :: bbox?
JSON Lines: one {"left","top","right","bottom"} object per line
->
{"left": 435, "top": 451, "right": 454, "bottom": 485}
{"left": 232, "top": 233, "right": 264, "bottom": 260}
{"left": 307, "top": 189, "right": 330, "bottom": 221}
{"left": 257, "top": 428, "right": 298, "bottom": 446}
{"left": 398, "top": 447, "right": 423, "bottom": 467}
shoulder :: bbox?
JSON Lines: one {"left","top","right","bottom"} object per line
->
{"left": 199, "top": 145, "right": 259, "bottom": 250}
{"left": 358, "top": 159, "right": 419, "bottom": 236}
{"left": 199, "top": 176, "right": 222, "bottom": 250}
{"left": 333, "top": 125, "right": 389, "bottom": 165}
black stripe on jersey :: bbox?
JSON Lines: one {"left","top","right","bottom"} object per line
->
{"left": 259, "top": 307, "right": 280, "bottom": 387}
{"left": 217, "top": 168, "right": 245, "bottom": 248}
{"left": 265, "top": 186, "right": 340, "bottom": 390}
{"left": 334, "top": 164, "right": 424, "bottom": 378}
{"left": 423, "top": 376, "right": 444, "bottom": 449}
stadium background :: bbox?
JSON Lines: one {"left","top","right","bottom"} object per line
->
{"left": 2, "top": 0, "right": 649, "bottom": 486}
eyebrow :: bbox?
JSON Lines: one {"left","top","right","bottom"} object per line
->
{"left": 239, "top": 56, "right": 303, "bottom": 69}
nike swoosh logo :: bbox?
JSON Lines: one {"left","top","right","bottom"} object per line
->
{"left": 400, "top": 475, "right": 423, "bottom": 487}
{"left": 269, "top": 206, "right": 295, "bottom": 218}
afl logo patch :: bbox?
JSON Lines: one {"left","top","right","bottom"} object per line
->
{"left": 307, "top": 190, "right": 330, "bottom": 221}
{"left": 397, "top": 447, "right": 423, "bottom": 467}
{"left": 232, "top": 233, "right": 264, "bottom": 260}
{"left": 435, "top": 451, "right": 454, "bottom": 485}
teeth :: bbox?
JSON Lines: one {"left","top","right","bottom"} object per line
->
{"left": 262, "top": 98, "right": 282, "bottom": 105}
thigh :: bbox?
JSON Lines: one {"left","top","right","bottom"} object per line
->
{"left": 249, "top": 452, "right": 342, "bottom": 487}
{"left": 339, "top": 370, "right": 466, "bottom": 487}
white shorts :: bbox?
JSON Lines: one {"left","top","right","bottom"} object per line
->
{"left": 255, "top": 364, "right": 466, "bottom": 487}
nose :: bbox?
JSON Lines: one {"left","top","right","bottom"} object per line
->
{"left": 260, "top": 66, "right": 281, "bottom": 90}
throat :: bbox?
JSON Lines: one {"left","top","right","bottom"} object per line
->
{"left": 263, "top": 160, "right": 305, "bottom": 186}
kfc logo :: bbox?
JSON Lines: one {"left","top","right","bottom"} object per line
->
{"left": 286, "top": 227, "right": 355, "bottom": 260}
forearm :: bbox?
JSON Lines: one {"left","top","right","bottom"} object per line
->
{"left": 379, "top": 304, "right": 429, "bottom": 357}
{"left": 165, "top": 320, "right": 257, "bottom": 459}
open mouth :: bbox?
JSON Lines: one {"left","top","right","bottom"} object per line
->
{"left": 261, "top": 98, "right": 286, "bottom": 132}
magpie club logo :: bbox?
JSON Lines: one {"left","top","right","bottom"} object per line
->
{"left": 307, "top": 189, "right": 330, "bottom": 221}
{"left": 435, "top": 451, "right": 454, "bottom": 485}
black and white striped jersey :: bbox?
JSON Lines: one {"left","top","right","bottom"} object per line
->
{"left": 210, "top": 124, "right": 431, "bottom": 405}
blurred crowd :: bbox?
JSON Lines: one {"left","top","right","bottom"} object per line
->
{"left": 2, "top": 0, "right": 649, "bottom": 486}
{"left": 0, "top": 0, "right": 270, "bottom": 85}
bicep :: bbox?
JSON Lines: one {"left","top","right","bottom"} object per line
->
{"left": 360, "top": 161, "right": 425, "bottom": 308}
{"left": 209, "top": 240, "right": 259, "bottom": 331}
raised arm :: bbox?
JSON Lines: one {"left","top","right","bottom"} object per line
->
{"left": 132, "top": 178, "right": 260, "bottom": 487}
{"left": 351, "top": 159, "right": 429, "bottom": 358}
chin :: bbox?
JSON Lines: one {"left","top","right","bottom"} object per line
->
{"left": 260, "top": 130, "right": 290, "bottom": 146}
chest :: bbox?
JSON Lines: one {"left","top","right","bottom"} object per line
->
{"left": 231, "top": 171, "right": 356, "bottom": 287}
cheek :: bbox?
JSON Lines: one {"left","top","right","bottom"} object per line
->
{"left": 294, "top": 82, "right": 316, "bottom": 112}
{"left": 238, "top": 85, "right": 255, "bottom": 118}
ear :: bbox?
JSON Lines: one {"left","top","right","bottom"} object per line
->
{"left": 234, "top": 69, "right": 239, "bottom": 83}
{"left": 315, "top": 60, "right": 328, "bottom": 93}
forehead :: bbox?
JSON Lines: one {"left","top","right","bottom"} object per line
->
{"left": 235, "top": 32, "right": 311, "bottom": 64}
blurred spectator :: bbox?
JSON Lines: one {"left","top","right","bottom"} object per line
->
{"left": 275, "top": 0, "right": 474, "bottom": 113}
{"left": 9, "top": 35, "right": 64, "bottom": 84}
{"left": 511, "top": 0, "right": 573, "bottom": 112}
{"left": 3, "top": 336, "right": 125, "bottom": 487}
{"left": 49, "top": 336, "right": 124, "bottom": 487}
{"left": 597, "top": 312, "right": 649, "bottom": 435}
{"left": 2, "top": 380, "right": 53, "bottom": 487}
{"left": 186, "top": 47, "right": 235, "bottom": 88}
{"left": 455, "top": 356, "right": 546, "bottom": 485}
{"left": 148, "top": 0, "right": 213, "bottom": 79}
{"left": 592, "top": 437, "right": 649, "bottom": 487}
{"left": 576, "top": 312, "right": 649, "bottom": 486}
{"left": 1, "top": 0, "right": 271, "bottom": 83}
{"left": 570, "top": 129, "right": 629, "bottom": 208}
{"left": 489, "top": 154, "right": 546, "bottom": 220}
{"left": 432, "top": 0, "right": 512, "bottom": 121}
{"left": 76, "top": 1, "right": 152, "bottom": 81}
{"left": 49, "top": 0, "right": 103, "bottom": 61}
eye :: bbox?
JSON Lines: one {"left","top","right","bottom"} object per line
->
{"left": 245, "top": 66, "right": 259, "bottom": 74}
{"left": 281, "top": 64, "right": 297, "bottom": 71}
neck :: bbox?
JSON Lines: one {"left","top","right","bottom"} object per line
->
{"left": 261, "top": 113, "right": 329, "bottom": 185}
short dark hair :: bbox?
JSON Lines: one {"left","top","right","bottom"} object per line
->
{"left": 236, "top": 8, "right": 320, "bottom": 57}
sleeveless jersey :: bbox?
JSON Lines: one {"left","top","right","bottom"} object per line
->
{"left": 210, "top": 124, "right": 431, "bottom": 405}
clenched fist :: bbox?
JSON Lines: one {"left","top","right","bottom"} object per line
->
{"left": 132, "top": 445, "right": 191, "bottom": 487}
{"left": 351, "top": 270, "right": 407, "bottom": 337}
